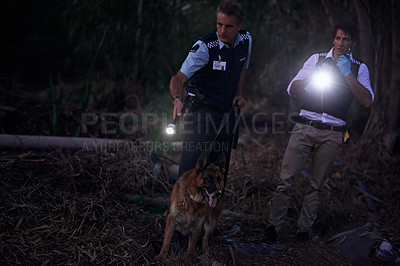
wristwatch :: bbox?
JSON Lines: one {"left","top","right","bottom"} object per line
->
{"left": 173, "top": 96, "right": 183, "bottom": 103}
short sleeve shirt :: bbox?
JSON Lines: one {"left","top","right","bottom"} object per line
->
{"left": 180, "top": 31, "right": 252, "bottom": 79}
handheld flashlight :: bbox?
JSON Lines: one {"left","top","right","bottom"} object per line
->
{"left": 311, "top": 69, "right": 333, "bottom": 91}
{"left": 166, "top": 115, "right": 180, "bottom": 135}
{"left": 165, "top": 92, "right": 201, "bottom": 135}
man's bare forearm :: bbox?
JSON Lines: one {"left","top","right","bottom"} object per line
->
{"left": 345, "top": 74, "right": 373, "bottom": 108}
{"left": 289, "top": 78, "right": 310, "bottom": 95}
{"left": 170, "top": 71, "right": 188, "bottom": 99}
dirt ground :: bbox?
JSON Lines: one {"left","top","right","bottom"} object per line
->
{"left": 1, "top": 128, "right": 399, "bottom": 265}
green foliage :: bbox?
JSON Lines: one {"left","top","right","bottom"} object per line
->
{"left": 62, "top": 1, "right": 217, "bottom": 93}
{"left": 5, "top": 0, "right": 360, "bottom": 113}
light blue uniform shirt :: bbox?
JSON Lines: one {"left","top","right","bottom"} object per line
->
{"left": 180, "top": 31, "right": 252, "bottom": 79}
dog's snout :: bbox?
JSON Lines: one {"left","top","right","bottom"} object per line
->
{"left": 215, "top": 190, "right": 222, "bottom": 198}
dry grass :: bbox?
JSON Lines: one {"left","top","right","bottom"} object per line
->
{"left": 0, "top": 148, "right": 168, "bottom": 265}
{"left": 1, "top": 132, "right": 399, "bottom": 265}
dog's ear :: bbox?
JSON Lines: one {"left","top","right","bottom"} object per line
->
{"left": 216, "top": 153, "right": 226, "bottom": 173}
{"left": 196, "top": 151, "right": 208, "bottom": 171}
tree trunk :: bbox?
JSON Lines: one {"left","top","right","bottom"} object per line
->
{"left": 384, "top": 0, "right": 400, "bottom": 151}
{"left": 353, "top": 0, "right": 374, "bottom": 71}
{"left": 357, "top": 0, "right": 399, "bottom": 164}
{"left": 321, "top": 0, "right": 335, "bottom": 28}
{"left": 133, "top": 0, "right": 144, "bottom": 84}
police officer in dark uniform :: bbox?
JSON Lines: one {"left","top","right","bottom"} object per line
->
{"left": 169, "top": 0, "right": 251, "bottom": 186}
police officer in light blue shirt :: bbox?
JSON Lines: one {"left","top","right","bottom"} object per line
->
{"left": 169, "top": 0, "right": 252, "bottom": 185}
{"left": 179, "top": 30, "right": 251, "bottom": 110}
{"left": 180, "top": 31, "right": 251, "bottom": 94}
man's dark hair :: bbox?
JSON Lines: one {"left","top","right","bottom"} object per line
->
{"left": 217, "top": 0, "right": 243, "bottom": 24}
{"left": 333, "top": 22, "right": 359, "bottom": 41}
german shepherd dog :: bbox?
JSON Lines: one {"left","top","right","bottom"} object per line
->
{"left": 156, "top": 151, "right": 226, "bottom": 261}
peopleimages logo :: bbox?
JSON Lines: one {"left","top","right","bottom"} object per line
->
{"left": 81, "top": 112, "right": 299, "bottom": 136}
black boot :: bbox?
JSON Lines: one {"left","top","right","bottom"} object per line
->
{"left": 263, "top": 225, "right": 278, "bottom": 244}
{"left": 296, "top": 231, "right": 310, "bottom": 242}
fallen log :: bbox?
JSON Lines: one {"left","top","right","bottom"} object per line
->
{"left": 0, "top": 134, "right": 154, "bottom": 151}
{"left": 0, "top": 134, "right": 132, "bottom": 150}
{"left": 0, "top": 135, "right": 184, "bottom": 156}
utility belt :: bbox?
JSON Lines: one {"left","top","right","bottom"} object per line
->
{"left": 293, "top": 116, "right": 347, "bottom": 132}
{"left": 186, "top": 86, "right": 232, "bottom": 112}
{"left": 184, "top": 86, "right": 240, "bottom": 149}
{"left": 185, "top": 94, "right": 217, "bottom": 112}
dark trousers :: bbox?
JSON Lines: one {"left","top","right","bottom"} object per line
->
{"left": 178, "top": 106, "right": 235, "bottom": 188}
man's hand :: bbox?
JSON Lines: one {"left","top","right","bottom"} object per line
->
{"left": 233, "top": 95, "right": 246, "bottom": 108}
{"left": 170, "top": 71, "right": 188, "bottom": 119}
{"left": 173, "top": 98, "right": 183, "bottom": 119}
{"left": 337, "top": 55, "right": 351, "bottom": 77}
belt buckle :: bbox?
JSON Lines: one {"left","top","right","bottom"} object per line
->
{"left": 319, "top": 123, "right": 333, "bottom": 131}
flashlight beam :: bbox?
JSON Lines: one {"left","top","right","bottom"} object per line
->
{"left": 166, "top": 124, "right": 176, "bottom": 134}
{"left": 311, "top": 70, "right": 333, "bottom": 91}
{"left": 166, "top": 115, "right": 181, "bottom": 135}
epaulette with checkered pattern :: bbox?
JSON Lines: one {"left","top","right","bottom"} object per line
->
{"left": 199, "top": 30, "right": 250, "bottom": 49}
{"left": 197, "top": 31, "right": 218, "bottom": 49}
{"left": 318, "top": 52, "right": 361, "bottom": 65}
{"left": 318, "top": 52, "right": 328, "bottom": 58}
{"left": 350, "top": 57, "right": 361, "bottom": 65}
{"left": 317, "top": 51, "right": 362, "bottom": 78}
{"left": 239, "top": 30, "right": 250, "bottom": 40}
{"left": 206, "top": 40, "right": 219, "bottom": 49}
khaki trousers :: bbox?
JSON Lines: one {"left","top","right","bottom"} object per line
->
{"left": 269, "top": 123, "right": 342, "bottom": 233}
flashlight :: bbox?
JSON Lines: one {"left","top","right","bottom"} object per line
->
{"left": 311, "top": 69, "right": 333, "bottom": 91}
{"left": 166, "top": 92, "right": 201, "bottom": 135}
{"left": 166, "top": 115, "right": 180, "bottom": 135}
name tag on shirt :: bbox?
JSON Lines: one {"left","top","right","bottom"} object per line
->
{"left": 213, "top": 60, "right": 226, "bottom": 71}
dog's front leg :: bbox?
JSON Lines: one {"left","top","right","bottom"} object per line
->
{"left": 186, "top": 225, "right": 203, "bottom": 261}
{"left": 202, "top": 221, "right": 212, "bottom": 254}
{"left": 202, "top": 214, "right": 216, "bottom": 253}
{"left": 156, "top": 214, "right": 176, "bottom": 261}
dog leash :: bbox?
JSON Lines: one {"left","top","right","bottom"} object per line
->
{"left": 205, "top": 102, "right": 240, "bottom": 154}
{"left": 176, "top": 90, "right": 241, "bottom": 154}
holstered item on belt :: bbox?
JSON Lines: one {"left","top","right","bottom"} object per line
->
{"left": 186, "top": 86, "right": 240, "bottom": 148}
{"left": 293, "top": 115, "right": 346, "bottom": 132}
{"left": 187, "top": 85, "right": 230, "bottom": 112}
{"left": 185, "top": 86, "right": 208, "bottom": 112}
{"left": 343, "top": 130, "right": 350, "bottom": 144}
